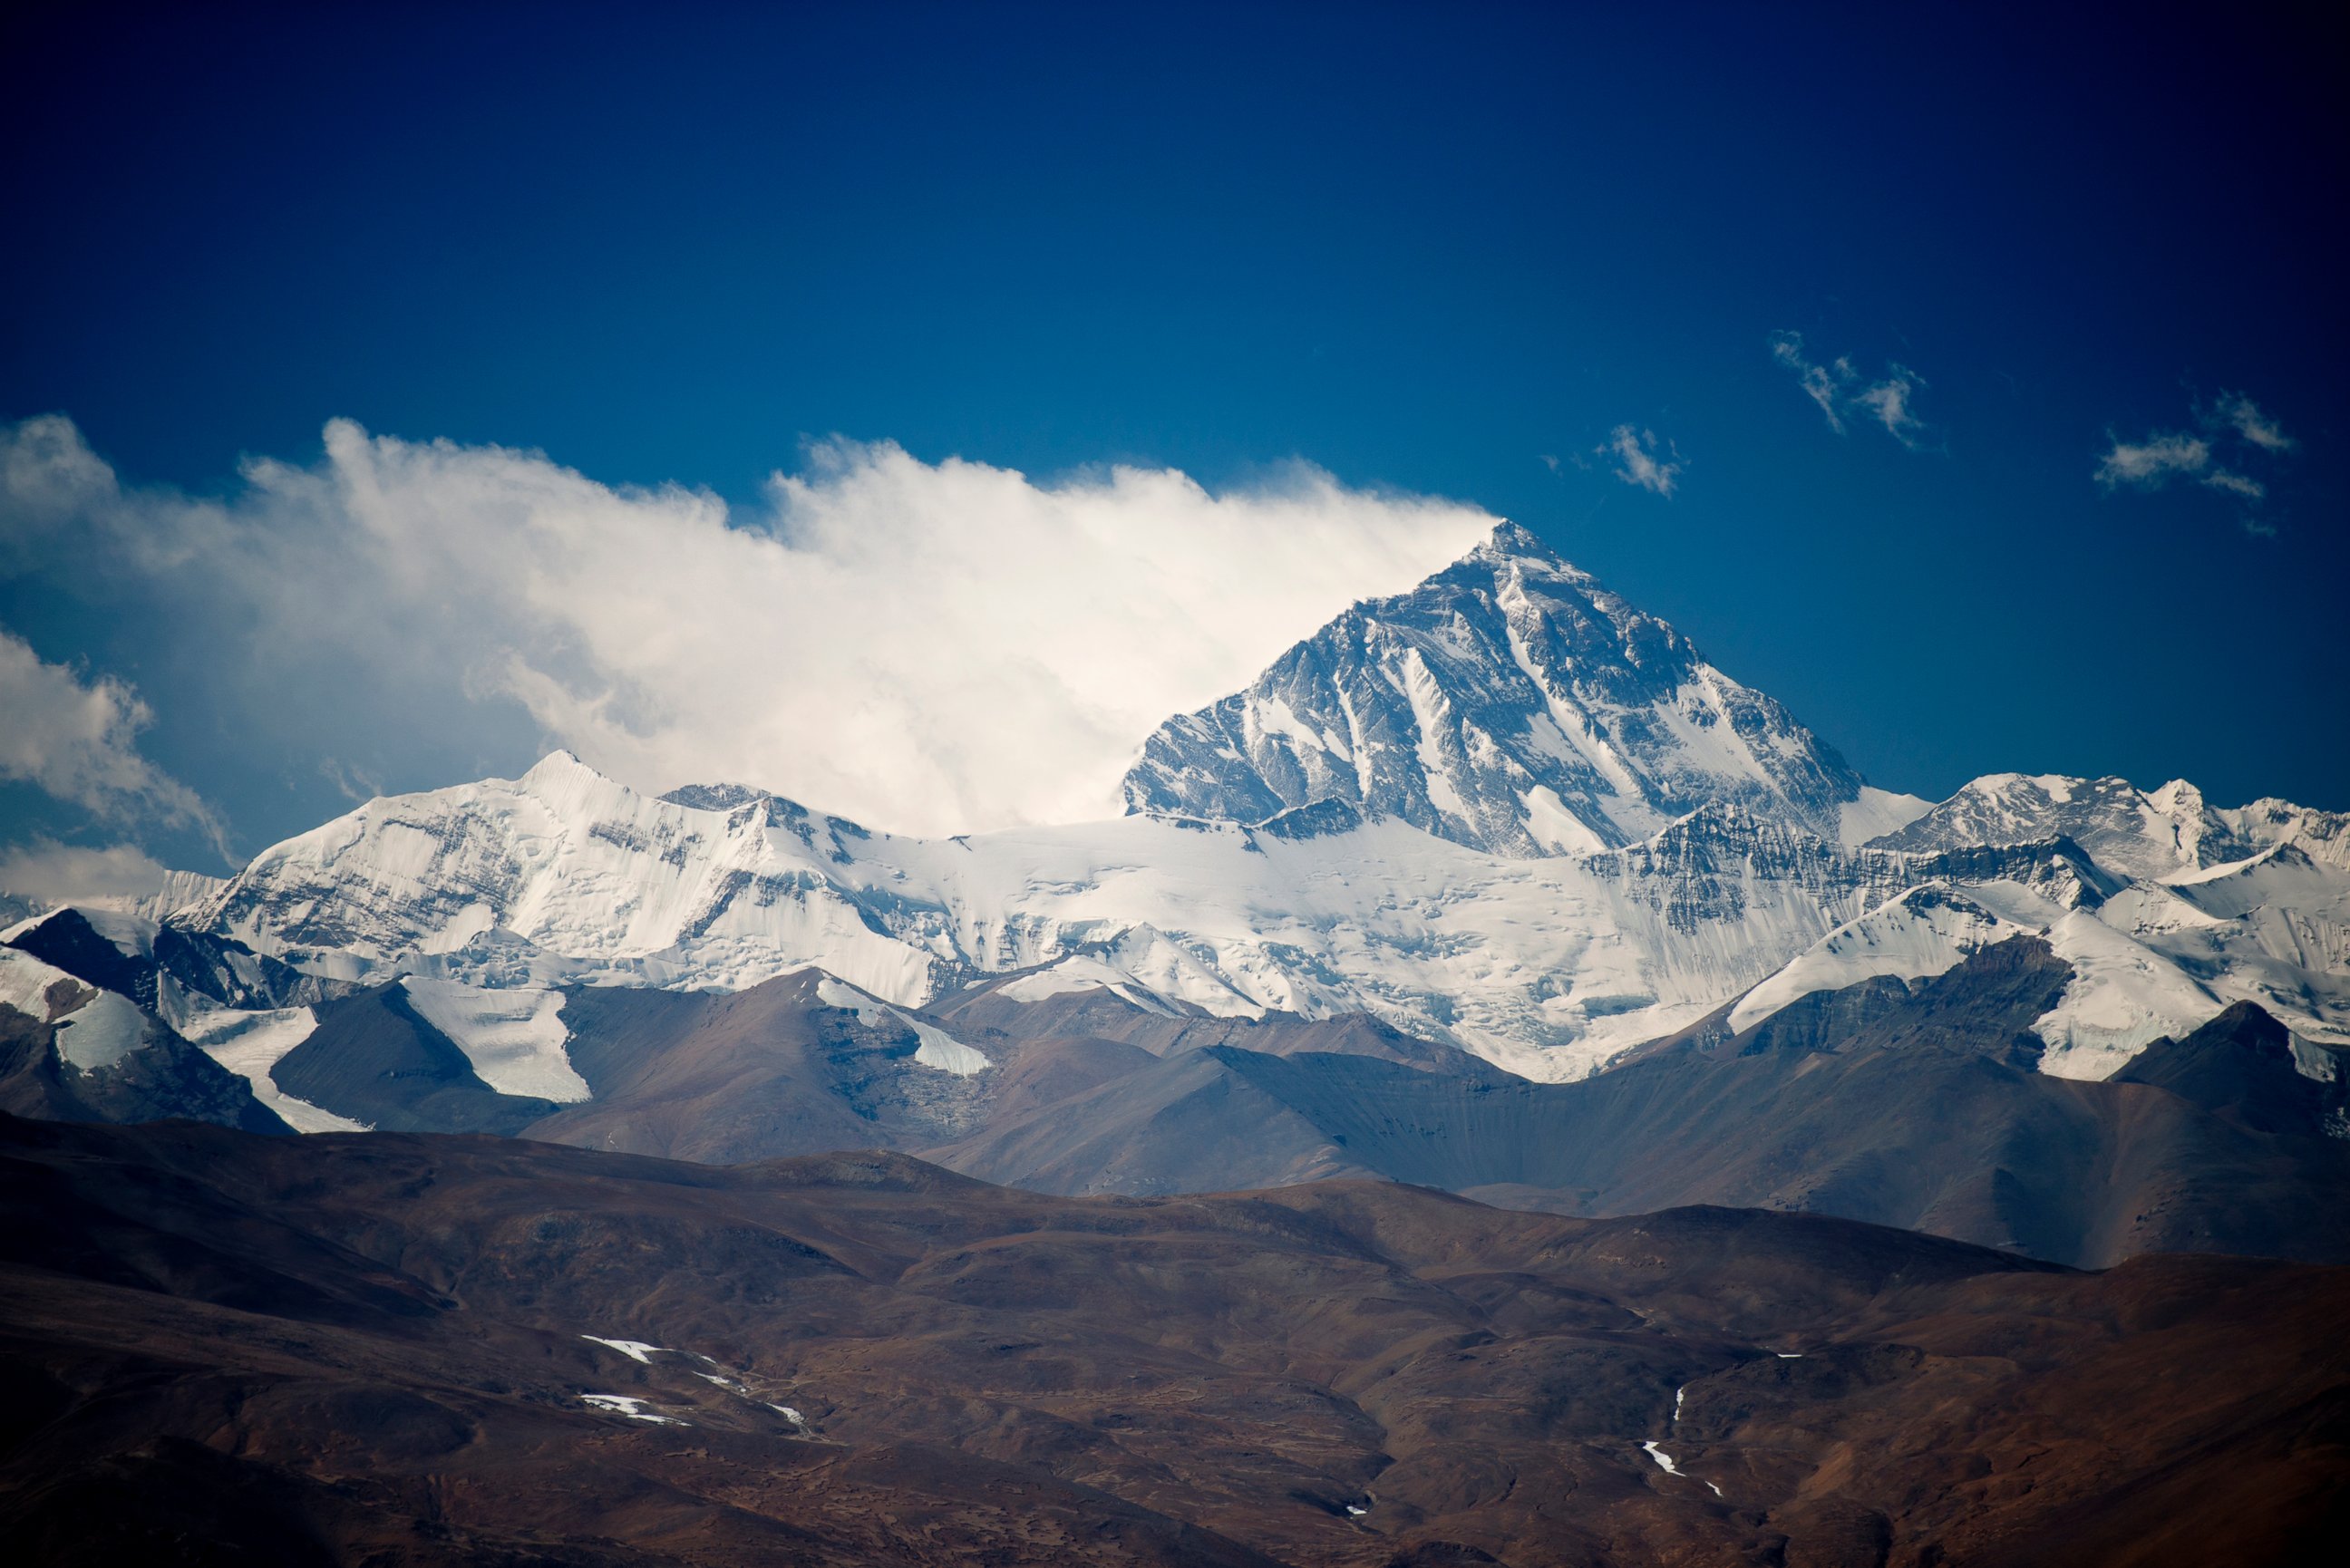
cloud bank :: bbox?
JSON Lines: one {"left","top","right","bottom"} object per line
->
{"left": 0, "top": 839, "right": 203, "bottom": 915}
{"left": 0, "top": 417, "right": 1499, "bottom": 839}
{"left": 0, "top": 628, "right": 221, "bottom": 847}
{"left": 1769, "top": 331, "right": 1934, "bottom": 449}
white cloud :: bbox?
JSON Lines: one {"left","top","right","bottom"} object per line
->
{"left": 2215, "top": 392, "right": 2293, "bottom": 452}
{"left": 2093, "top": 391, "right": 2293, "bottom": 508}
{"left": 0, "top": 628, "right": 221, "bottom": 845}
{"left": 0, "top": 417, "right": 1499, "bottom": 838}
{"left": 1600, "top": 425, "right": 1682, "bottom": 497}
{"left": 1770, "top": 331, "right": 1848, "bottom": 433}
{"left": 1855, "top": 365, "right": 1929, "bottom": 448}
{"left": 0, "top": 839, "right": 179, "bottom": 910}
{"left": 1769, "top": 332, "right": 1932, "bottom": 448}
{"left": 2095, "top": 431, "right": 2212, "bottom": 489}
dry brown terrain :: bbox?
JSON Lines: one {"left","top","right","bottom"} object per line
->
{"left": 3, "top": 1112, "right": 2344, "bottom": 1565}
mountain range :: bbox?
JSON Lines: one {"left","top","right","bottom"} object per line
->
{"left": 4, "top": 522, "right": 2347, "bottom": 1262}
{"left": 6, "top": 520, "right": 2349, "bottom": 1562}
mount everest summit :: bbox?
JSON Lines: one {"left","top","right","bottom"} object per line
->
{"left": 6, "top": 521, "right": 2347, "bottom": 1136}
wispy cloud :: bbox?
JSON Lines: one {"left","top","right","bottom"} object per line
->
{"left": 1600, "top": 425, "right": 1682, "bottom": 497}
{"left": 2094, "top": 432, "right": 2212, "bottom": 489}
{"left": 1769, "top": 332, "right": 1935, "bottom": 450}
{"left": 0, "top": 416, "right": 1498, "bottom": 839}
{"left": 1771, "top": 332, "right": 1850, "bottom": 433}
{"left": 0, "top": 627, "right": 225, "bottom": 852}
{"left": 2093, "top": 391, "right": 2292, "bottom": 520}
{"left": 2217, "top": 392, "right": 2294, "bottom": 453}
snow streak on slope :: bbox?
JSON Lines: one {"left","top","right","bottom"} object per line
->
{"left": 813, "top": 976, "right": 990, "bottom": 1076}
{"left": 1729, "top": 887, "right": 2025, "bottom": 1033}
{"left": 172, "top": 1004, "right": 365, "bottom": 1133}
{"left": 399, "top": 977, "right": 588, "bottom": 1102}
{"left": 1120, "top": 524, "right": 1869, "bottom": 856}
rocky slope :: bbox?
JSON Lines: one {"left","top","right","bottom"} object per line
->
{"left": 924, "top": 940, "right": 2350, "bottom": 1268}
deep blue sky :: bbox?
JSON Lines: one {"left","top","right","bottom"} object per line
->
{"left": 3, "top": 1, "right": 2344, "bottom": 865}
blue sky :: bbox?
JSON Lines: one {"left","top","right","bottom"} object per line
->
{"left": 2, "top": 2, "right": 2342, "bottom": 876}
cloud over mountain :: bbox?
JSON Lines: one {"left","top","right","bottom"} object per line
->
{"left": 0, "top": 417, "right": 1497, "bottom": 838}
{"left": 0, "top": 628, "right": 220, "bottom": 847}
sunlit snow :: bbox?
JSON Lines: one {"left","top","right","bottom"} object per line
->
{"left": 579, "top": 1394, "right": 683, "bottom": 1424}
{"left": 582, "top": 1336, "right": 668, "bottom": 1363}
{"left": 402, "top": 976, "right": 589, "bottom": 1101}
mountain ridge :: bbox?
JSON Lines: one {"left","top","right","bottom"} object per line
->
{"left": 7, "top": 522, "right": 2346, "bottom": 1089}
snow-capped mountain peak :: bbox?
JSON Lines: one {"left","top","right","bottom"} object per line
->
{"left": 1119, "top": 521, "right": 1870, "bottom": 856}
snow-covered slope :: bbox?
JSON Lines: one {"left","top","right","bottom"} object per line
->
{"left": 1121, "top": 523, "right": 1873, "bottom": 856}
{"left": 1867, "top": 773, "right": 2348, "bottom": 883}
{"left": 1733, "top": 806, "right": 2350, "bottom": 1070}
{"left": 170, "top": 745, "right": 2306, "bottom": 1081}
{"left": 152, "top": 526, "right": 2348, "bottom": 1087}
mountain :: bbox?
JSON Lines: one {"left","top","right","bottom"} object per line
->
{"left": 8, "top": 522, "right": 2346, "bottom": 1110}
{"left": 1873, "top": 771, "right": 2350, "bottom": 880}
{"left": 0, "top": 931, "right": 290, "bottom": 1136}
{"left": 1122, "top": 522, "right": 1901, "bottom": 856}
{"left": 925, "top": 939, "right": 2350, "bottom": 1268}
{"left": 6, "top": 1111, "right": 2345, "bottom": 1568}
{"left": 133, "top": 524, "right": 2339, "bottom": 1084}
{"left": 17, "top": 905, "right": 2339, "bottom": 1269}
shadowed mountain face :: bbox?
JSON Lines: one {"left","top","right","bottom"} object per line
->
{"left": 0, "top": 1002, "right": 288, "bottom": 1137}
{"left": 927, "top": 940, "right": 2350, "bottom": 1268}
{"left": 10, "top": 915, "right": 2348, "bottom": 1269}
{"left": 4, "top": 1114, "right": 2345, "bottom": 1568}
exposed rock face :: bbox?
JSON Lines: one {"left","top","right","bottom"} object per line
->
{"left": 1121, "top": 523, "right": 1867, "bottom": 855}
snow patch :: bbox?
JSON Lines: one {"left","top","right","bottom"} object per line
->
{"left": 579, "top": 1394, "right": 684, "bottom": 1425}
{"left": 177, "top": 1003, "right": 364, "bottom": 1133}
{"left": 1729, "top": 886, "right": 2023, "bottom": 1034}
{"left": 1839, "top": 786, "right": 1933, "bottom": 847}
{"left": 1640, "top": 1441, "right": 1721, "bottom": 1496}
{"left": 401, "top": 977, "right": 588, "bottom": 1101}
{"left": 1962, "top": 885, "right": 2226, "bottom": 1078}
{"left": 582, "top": 1336, "right": 668, "bottom": 1363}
{"left": 74, "top": 906, "right": 160, "bottom": 959}
{"left": 817, "top": 976, "right": 990, "bottom": 1076}
{"left": 1522, "top": 785, "right": 1608, "bottom": 855}
{"left": 49, "top": 989, "right": 148, "bottom": 1070}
